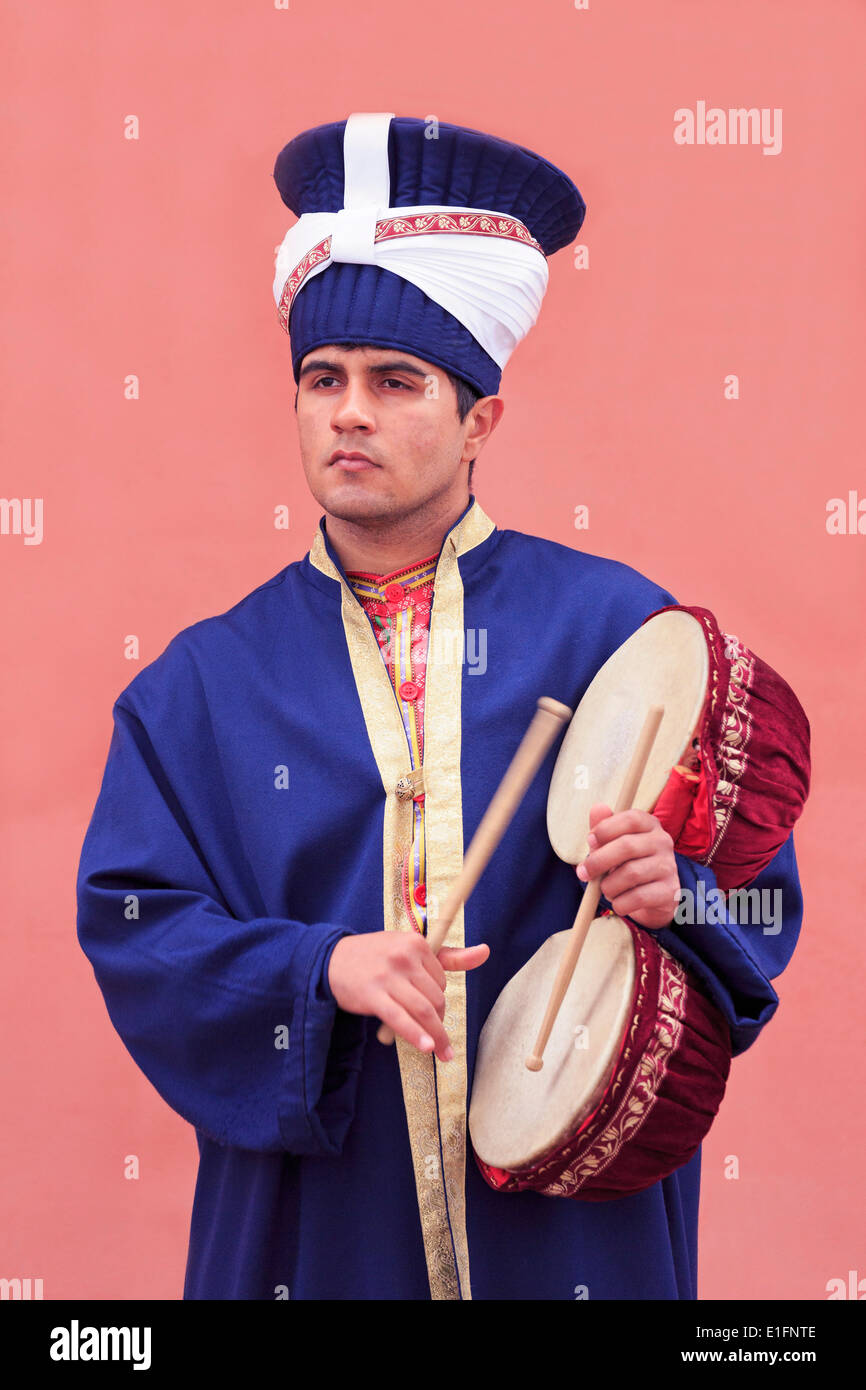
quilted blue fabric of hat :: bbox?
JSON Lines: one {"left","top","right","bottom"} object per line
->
{"left": 273, "top": 117, "right": 585, "bottom": 252}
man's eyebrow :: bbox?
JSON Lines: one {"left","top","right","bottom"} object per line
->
{"left": 298, "top": 357, "right": 428, "bottom": 381}
{"left": 366, "top": 360, "right": 428, "bottom": 378}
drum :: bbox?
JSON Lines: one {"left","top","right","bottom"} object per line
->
{"left": 547, "top": 605, "right": 811, "bottom": 892}
{"left": 468, "top": 604, "right": 810, "bottom": 1201}
{"left": 469, "top": 912, "right": 730, "bottom": 1200}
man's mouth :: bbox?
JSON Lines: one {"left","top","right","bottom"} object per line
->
{"left": 329, "top": 451, "right": 378, "bottom": 471}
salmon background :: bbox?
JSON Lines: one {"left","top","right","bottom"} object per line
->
{"left": 2, "top": 0, "right": 864, "bottom": 1300}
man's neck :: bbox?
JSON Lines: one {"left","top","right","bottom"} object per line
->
{"left": 324, "top": 492, "right": 472, "bottom": 575}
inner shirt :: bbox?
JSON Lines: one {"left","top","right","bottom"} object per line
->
{"left": 346, "top": 552, "right": 438, "bottom": 937}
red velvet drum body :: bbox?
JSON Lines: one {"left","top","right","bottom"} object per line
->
{"left": 645, "top": 606, "right": 811, "bottom": 892}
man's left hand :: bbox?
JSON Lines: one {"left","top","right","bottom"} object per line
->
{"left": 575, "top": 804, "right": 680, "bottom": 930}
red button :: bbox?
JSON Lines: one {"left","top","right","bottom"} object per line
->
{"left": 383, "top": 582, "right": 405, "bottom": 602}
{"left": 398, "top": 679, "right": 421, "bottom": 701}
{"left": 413, "top": 884, "right": 427, "bottom": 906}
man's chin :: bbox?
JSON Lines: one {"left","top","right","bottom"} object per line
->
{"left": 317, "top": 480, "right": 401, "bottom": 523}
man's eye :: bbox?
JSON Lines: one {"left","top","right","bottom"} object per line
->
{"left": 312, "top": 376, "right": 339, "bottom": 388}
{"left": 382, "top": 378, "right": 411, "bottom": 389}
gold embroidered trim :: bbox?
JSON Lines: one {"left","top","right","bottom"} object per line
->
{"left": 706, "top": 634, "right": 755, "bottom": 866}
{"left": 309, "top": 499, "right": 495, "bottom": 1300}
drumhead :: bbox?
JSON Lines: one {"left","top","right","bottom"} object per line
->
{"left": 547, "top": 609, "right": 709, "bottom": 863}
{"left": 469, "top": 917, "right": 636, "bottom": 1172}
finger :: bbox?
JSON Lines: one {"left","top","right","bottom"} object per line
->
{"left": 375, "top": 995, "right": 438, "bottom": 1055}
{"left": 406, "top": 961, "right": 448, "bottom": 1019}
{"left": 578, "top": 831, "right": 659, "bottom": 882}
{"left": 588, "top": 803, "right": 613, "bottom": 832}
{"left": 414, "top": 942, "right": 447, "bottom": 991}
{"left": 587, "top": 809, "right": 658, "bottom": 849}
{"left": 387, "top": 977, "right": 452, "bottom": 1060}
{"left": 439, "top": 944, "right": 490, "bottom": 972}
{"left": 627, "top": 896, "right": 682, "bottom": 929}
{"left": 609, "top": 879, "right": 680, "bottom": 923}
{"left": 599, "top": 854, "right": 672, "bottom": 902}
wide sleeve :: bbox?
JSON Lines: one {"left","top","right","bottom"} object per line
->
{"left": 648, "top": 830, "right": 804, "bottom": 1056}
{"left": 76, "top": 699, "right": 369, "bottom": 1155}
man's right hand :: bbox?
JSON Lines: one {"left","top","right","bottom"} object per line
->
{"left": 328, "top": 931, "right": 490, "bottom": 1062}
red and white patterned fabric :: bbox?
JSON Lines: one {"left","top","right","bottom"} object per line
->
{"left": 346, "top": 552, "right": 437, "bottom": 937}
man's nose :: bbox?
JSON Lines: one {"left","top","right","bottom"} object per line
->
{"left": 331, "top": 380, "right": 375, "bottom": 431}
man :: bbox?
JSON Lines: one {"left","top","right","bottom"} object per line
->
{"left": 77, "top": 113, "right": 804, "bottom": 1300}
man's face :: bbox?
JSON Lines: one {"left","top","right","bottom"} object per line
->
{"left": 294, "top": 344, "right": 487, "bottom": 523}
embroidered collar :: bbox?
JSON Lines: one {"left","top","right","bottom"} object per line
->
{"left": 345, "top": 553, "right": 438, "bottom": 602}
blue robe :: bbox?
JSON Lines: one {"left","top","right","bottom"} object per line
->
{"left": 76, "top": 496, "right": 803, "bottom": 1300}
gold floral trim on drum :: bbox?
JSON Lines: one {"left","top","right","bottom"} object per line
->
{"left": 706, "top": 633, "right": 755, "bottom": 867}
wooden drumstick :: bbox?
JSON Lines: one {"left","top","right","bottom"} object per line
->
{"left": 524, "top": 703, "right": 665, "bottom": 1072}
{"left": 377, "top": 695, "right": 573, "bottom": 1047}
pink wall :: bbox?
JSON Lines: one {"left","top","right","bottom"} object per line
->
{"left": 2, "top": 0, "right": 863, "bottom": 1299}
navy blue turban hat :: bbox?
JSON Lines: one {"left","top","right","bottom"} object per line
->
{"left": 272, "top": 113, "right": 586, "bottom": 398}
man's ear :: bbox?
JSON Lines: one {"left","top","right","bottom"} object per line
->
{"left": 465, "top": 396, "right": 504, "bottom": 457}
